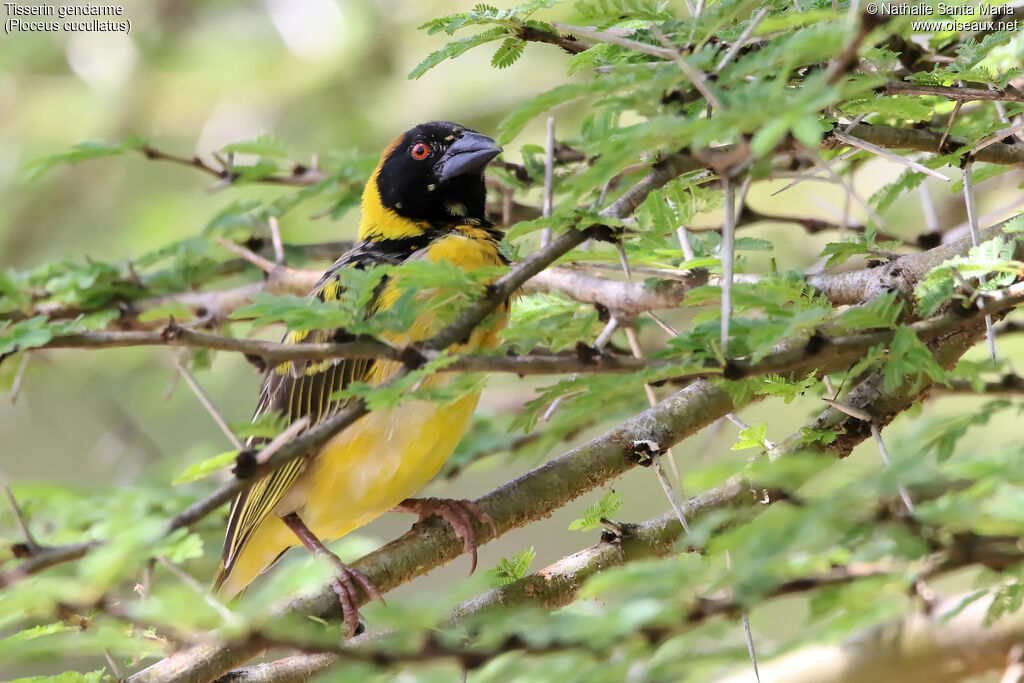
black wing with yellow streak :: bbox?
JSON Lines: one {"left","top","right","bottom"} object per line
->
{"left": 214, "top": 237, "right": 430, "bottom": 588}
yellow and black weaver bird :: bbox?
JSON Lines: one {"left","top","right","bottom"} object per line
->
{"left": 213, "top": 122, "right": 507, "bottom": 634}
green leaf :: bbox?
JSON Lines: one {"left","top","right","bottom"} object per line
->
{"left": 569, "top": 490, "right": 623, "bottom": 531}
{"left": 25, "top": 135, "right": 147, "bottom": 180}
{"left": 172, "top": 450, "right": 239, "bottom": 485}
{"left": 497, "top": 68, "right": 655, "bottom": 143}
{"left": 491, "top": 37, "right": 526, "bottom": 68}
{"left": 232, "top": 410, "right": 288, "bottom": 441}
{"left": 409, "top": 27, "right": 508, "bottom": 79}
{"left": 842, "top": 96, "right": 933, "bottom": 123}
{"left": 819, "top": 240, "right": 871, "bottom": 269}
{"left": 488, "top": 546, "right": 536, "bottom": 587}
{"left": 731, "top": 422, "right": 769, "bottom": 450}
{"left": 0, "top": 316, "right": 54, "bottom": 355}
{"left": 220, "top": 134, "right": 289, "bottom": 158}
{"left": 833, "top": 293, "right": 903, "bottom": 332}
{"left": 883, "top": 326, "right": 947, "bottom": 393}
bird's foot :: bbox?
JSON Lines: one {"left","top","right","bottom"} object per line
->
{"left": 392, "top": 497, "right": 497, "bottom": 574}
{"left": 280, "top": 512, "right": 383, "bottom": 638}
{"left": 328, "top": 562, "right": 383, "bottom": 638}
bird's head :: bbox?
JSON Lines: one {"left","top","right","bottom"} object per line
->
{"left": 360, "top": 121, "right": 502, "bottom": 241}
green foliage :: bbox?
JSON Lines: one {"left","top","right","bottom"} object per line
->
{"left": 883, "top": 326, "right": 948, "bottom": 393}
{"left": 491, "top": 37, "right": 527, "bottom": 68}
{"left": 220, "top": 134, "right": 290, "bottom": 158}
{"left": 833, "top": 293, "right": 903, "bottom": 332}
{"left": 919, "top": 399, "right": 1012, "bottom": 461}
{"left": 172, "top": 450, "right": 239, "bottom": 485}
{"left": 731, "top": 422, "right": 769, "bottom": 451}
{"left": 915, "top": 236, "right": 1022, "bottom": 316}
{"left": 25, "top": 136, "right": 147, "bottom": 180}
{"left": 488, "top": 546, "right": 536, "bottom": 586}
{"left": 569, "top": 490, "right": 623, "bottom": 531}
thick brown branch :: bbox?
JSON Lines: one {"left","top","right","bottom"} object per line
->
{"left": 882, "top": 81, "right": 1024, "bottom": 104}
{"left": 835, "top": 123, "right": 1024, "bottom": 166}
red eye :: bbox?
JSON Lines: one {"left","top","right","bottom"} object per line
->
{"left": 410, "top": 142, "right": 429, "bottom": 160}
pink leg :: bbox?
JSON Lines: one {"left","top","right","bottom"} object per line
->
{"left": 392, "top": 497, "right": 497, "bottom": 574}
{"left": 280, "top": 513, "right": 383, "bottom": 637}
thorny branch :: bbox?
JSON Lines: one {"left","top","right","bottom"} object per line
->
{"left": 122, "top": 216, "right": 1019, "bottom": 681}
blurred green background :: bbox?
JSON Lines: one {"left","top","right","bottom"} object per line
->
{"left": 3, "top": 0, "right": 1024, "bottom": 678}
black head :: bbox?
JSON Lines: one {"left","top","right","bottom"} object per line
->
{"left": 370, "top": 121, "right": 502, "bottom": 226}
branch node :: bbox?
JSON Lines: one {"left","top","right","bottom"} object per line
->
{"left": 161, "top": 318, "right": 182, "bottom": 342}
{"left": 574, "top": 341, "right": 601, "bottom": 365}
{"left": 232, "top": 449, "right": 258, "bottom": 479}
{"left": 722, "top": 360, "right": 745, "bottom": 381}
{"left": 626, "top": 439, "right": 662, "bottom": 467}
{"left": 805, "top": 331, "right": 830, "bottom": 356}
{"left": 399, "top": 345, "right": 428, "bottom": 370}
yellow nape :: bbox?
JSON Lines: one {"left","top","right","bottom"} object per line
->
{"left": 359, "top": 161, "right": 429, "bottom": 241}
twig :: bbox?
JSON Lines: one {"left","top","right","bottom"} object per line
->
{"left": 268, "top": 217, "right": 285, "bottom": 266}
{"left": 4, "top": 485, "right": 41, "bottom": 552}
{"left": 938, "top": 99, "right": 964, "bottom": 153}
{"left": 624, "top": 325, "right": 687, "bottom": 531}
{"left": 871, "top": 423, "right": 914, "bottom": 513}
{"left": 919, "top": 182, "right": 940, "bottom": 234}
{"left": 254, "top": 416, "right": 311, "bottom": 466}
{"left": 961, "top": 161, "right": 998, "bottom": 363}
{"left": 9, "top": 352, "right": 30, "bottom": 403}
{"left": 820, "top": 399, "right": 913, "bottom": 512}
{"left": 824, "top": 14, "right": 874, "bottom": 86}
{"left": 935, "top": 374, "right": 1024, "bottom": 394}
{"left": 721, "top": 176, "right": 736, "bottom": 355}
{"left": 647, "top": 311, "right": 678, "bottom": 337}
{"left": 770, "top": 149, "right": 859, "bottom": 196}
{"left": 676, "top": 224, "right": 696, "bottom": 261}
{"left": 130, "top": 264, "right": 1013, "bottom": 681}
{"left": 104, "top": 650, "right": 125, "bottom": 680}
{"left": 552, "top": 23, "right": 678, "bottom": 61}
{"left": 518, "top": 23, "right": 592, "bottom": 55}
{"left": 715, "top": 8, "right": 769, "bottom": 72}
{"left": 968, "top": 119, "right": 1024, "bottom": 155}
{"left": 541, "top": 116, "right": 555, "bottom": 247}
{"left": 831, "top": 130, "right": 950, "bottom": 181}
{"left": 741, "top": 611, "right": 761, "bottom": 683}
{"left": 651, "top": 26, "right": 724, "bottom": 111}
{"left": 171, "top": 354, "right": 245, "bottom": 451}
{"left": 216, "top": 237, "right": 278, "bottom": 274}
{"left": 882, "top": 81, "right": 1024, "bottom": 103}
{"left": 139, "top": 145, "right": 328, "bottom": 187}
{"left": 723, "top": 549, "right": 761, "bottom": 683}
{"left": 541, "top": 317, "right": 619, "bottom": 421}
{"left": 833, "top": 123, "right": 1024, "bottom": 167}
{"left": 801, "top": 145, "right": 886, "bottom": 228}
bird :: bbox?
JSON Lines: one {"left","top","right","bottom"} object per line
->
{"left": 212, "top": 121, "right": 507, "bottom": 635}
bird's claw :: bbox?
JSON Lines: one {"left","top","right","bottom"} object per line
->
{"left": 393, "top": 497, "right": 497, "bottom": 574}
{"left": 329, "top": 563, "right": 383, "bottom": 638}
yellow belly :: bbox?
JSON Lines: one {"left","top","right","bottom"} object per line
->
{"left": 219, "top": 386, "right": 479, "bottom": 597}
{"left": 302, "top": 389, "right": 480, "bottom": 537}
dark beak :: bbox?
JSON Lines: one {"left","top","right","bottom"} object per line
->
{"left": 436, "top": 131, "right": 502, "bottom": 183}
